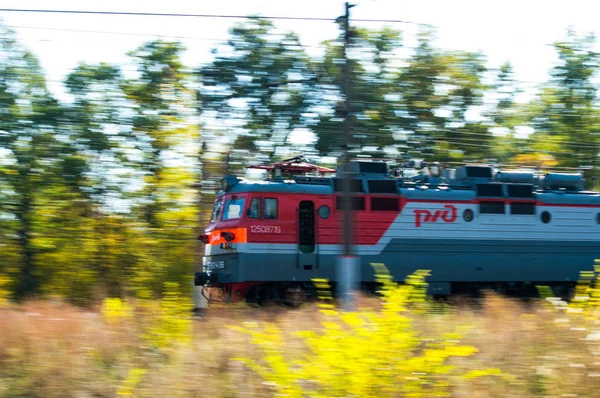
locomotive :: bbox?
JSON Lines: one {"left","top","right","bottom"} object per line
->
{"left": 195, "top": 156, "right": 600, "bottom": 303}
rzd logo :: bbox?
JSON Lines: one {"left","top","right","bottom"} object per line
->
{"left": 413, "top": 205, "right": 458, "bottom": 227}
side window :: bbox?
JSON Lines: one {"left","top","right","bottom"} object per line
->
{"left": 371, "top": 197, "right": 400, "bottom": 211}
{"left": 222, "top": 198, "right": 245, "bottom": 220}
{"left": 264, "top": 198, "right": 278, "bottom": 219}
{"left": 479, "top": 201, "right": 505, "bottom": 214}
{"left": 247, "top": 197, "right": 260, "bottom": 219}
{"left": 336, "top": 196, "right": 366, "bottom": 211}
{"left": 510, "top": 202, "right": 536, "bottom": 215}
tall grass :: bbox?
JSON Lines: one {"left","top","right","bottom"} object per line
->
{"left": 2, "top": 271, "right": 600, "bottom": 397}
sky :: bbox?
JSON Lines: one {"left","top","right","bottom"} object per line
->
{"left": 2, "top": 0, "right": 600, "bottom": 103}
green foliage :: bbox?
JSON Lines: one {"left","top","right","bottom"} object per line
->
{"left": 528, "top": 30, "right": 600, "bottom": 186}
{"left": 232, "top": 266, "right": 503, "bottom": 397}
{"left": 313, "top": 26, "right": 403, "bottom": 156}
{"left": 201, "top": 18, "right": 314, "bottom": 162}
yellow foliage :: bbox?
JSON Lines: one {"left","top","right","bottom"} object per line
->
{"left": 535, "top": 285, "right": 559, "bottom": 309}
{"left": 143, "top": 282, "right": 193, "bottom": 353}
{"left": 537, "top": 260, "right": 600, "bottom": 317}
{"left": 463, "top": 368, "right": 504, "bottom": 379}
{"left": 509, "top": 153, "right": 558, "bottom": 167}
{"left": 0, "top": 275, "right": 11, "bottom": 308}
{"left": 364, "top": 109, "right": 381, "bottom": 120}
{"left": 568, "top": 260, "right": 600, "bottom": 317}
{"left": 233, "top": 264, "right": 503, "bottom": 397}
{"left": 101, "top": 298, "right": 132, "bottom": 324}
{"left": 117, "top": 368, "right": 147, "bottom": 396}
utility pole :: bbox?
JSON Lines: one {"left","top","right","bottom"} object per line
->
{"left": 337, "top": 2, "right": 358, "bottom": 310}
{"left": 193, "top": 141, "right": 210, "bottom": 314}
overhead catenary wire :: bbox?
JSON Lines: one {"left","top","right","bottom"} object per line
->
{"left": 4, "top": 24, "right": 229, "bottom": 42}
{"left": 0, "top": 8, "right": 437, "bottom": 27}
{"left": 3, "top": 24, "right": 327, "bottom": 49}
{"left": 432, "top": 138, "right": 600, "bottom": 155}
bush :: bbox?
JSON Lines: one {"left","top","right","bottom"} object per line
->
{"left": 232, "top": 264, "right": 504, "bottom": 397}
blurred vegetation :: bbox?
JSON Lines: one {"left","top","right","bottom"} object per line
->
{"left": 0, "top": 19, "right": 600, "bottom": 303}
{"left": 3, "top": 269, "right": 600, "bottom": 396}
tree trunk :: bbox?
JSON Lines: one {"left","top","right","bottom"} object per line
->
{"left": 15, "top": 195, "right": 36, "bottom": 298}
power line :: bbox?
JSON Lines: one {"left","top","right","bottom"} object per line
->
{"left": 0, "top": 8, "right": 334, "bottom": 21}
{"left": 5, "top": 24, "right": 315, "bottom": 45}
{"left": 434, "top": 137, "right": 600, "bottom": 154}
{"left": 0, "top": 8, "right": 437, "bottom": 27}
{"left": 5, "top": 24, "right": 227, "bottom": 42}
{"left": 3, "top": 24, "right": 326, "bottom": 49}
{"left": 355, "top": 18, "right": 435, "bottom": 27}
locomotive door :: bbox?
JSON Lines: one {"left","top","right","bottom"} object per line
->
{"left": 297, "top": 201, "right": 318, "bottom": 270}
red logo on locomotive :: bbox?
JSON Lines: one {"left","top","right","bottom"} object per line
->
{"left": 413, "top": 205, "right": 458, "bottom": 227}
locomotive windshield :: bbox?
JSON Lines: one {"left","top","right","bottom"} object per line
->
{"left": 210, "top": 200, "right": 223, "bottom": 222}
{"left": 222, "top": 198, "right": 245, "bottom": 220}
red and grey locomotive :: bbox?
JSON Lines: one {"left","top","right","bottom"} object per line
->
{"left": 195, "top": 156, "right": 600, "bottom": 303}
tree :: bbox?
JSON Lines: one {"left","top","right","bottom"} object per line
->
{"left": 312, "top": 26, "right": 403, "bottom": 158}
{"left": 389, "top": 31, "right": 491, "bottom": 162}
{"left": 62, "top": 62, "right": 137, "bottom": 297}
{"left": 200, "top": 18, "right": 315, "bottom": 162}
{"left": 486, "top": 62, "right": 532, "bottom": 163}
{"left": 393, "top": 31, "right": 448, "bottom": 160}
{"left": 126, "top": 40, "right": 199, "bottom": 228}
{"left": 530, "top": 30, "right": 600, "bottom": 184}
{"left": 0, "top": 26, "right": 74, "bottom": 298}
{"left": 125, "top": 40, "right": 200, "bottom": 296}
{"left": 435, "top": 50, "right": 490, "bottom": 161}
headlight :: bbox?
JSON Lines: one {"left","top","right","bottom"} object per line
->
{"left": 221, "top": 231, "right": 235, "bottom": 242}
{"left": 197, "top": 234, "right": 209, "bottom": 243}
{"left": 221, "top": 175, "right": 241, "bottom": 192}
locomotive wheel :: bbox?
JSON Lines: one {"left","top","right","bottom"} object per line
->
{"left": 245, "top": 283, "right": 311, "bottom": 308}
{"left": 286, "top": 287, "right": 307, "bottom": 308}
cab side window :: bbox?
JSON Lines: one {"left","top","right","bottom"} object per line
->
{"left": 264, "top": 198, "right": 278, "bottom": 219}
{"left": 247, "top": 197, "right": 261, "bottom": 219}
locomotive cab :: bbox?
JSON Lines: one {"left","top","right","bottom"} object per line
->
{"left": 195, "top": 173, "right": 250, "bottom": 289}
{"left": 196, "top": 158, "right": 337, "bottom": 304}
